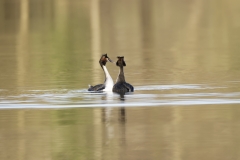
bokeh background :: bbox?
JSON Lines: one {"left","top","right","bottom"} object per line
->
{"left": 1, "top": 0, "right": 240, "bottom": 90}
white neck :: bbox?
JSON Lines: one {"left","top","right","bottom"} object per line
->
{"left": 102, "top": 65, "right": 114, "bottom": 91}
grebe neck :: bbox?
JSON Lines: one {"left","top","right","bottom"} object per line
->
{"left": 102, "top": 65, "right": 112, "bottom": 81}
{"left": 116, "top": 66, "right": 125, "bottom": 83}
{"left": 102, "top": 65, "right": 114, "bottom": 91}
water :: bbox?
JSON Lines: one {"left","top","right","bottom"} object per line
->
{"left": 1, "top": 0, "right": 240, "bottom": 159}
{"left": 1, "top": 83, "right": 240, "bottom": 108}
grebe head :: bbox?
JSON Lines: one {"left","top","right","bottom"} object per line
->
{"left": 99, "top": 53, "right": 113, "bottom": 66}
{"left": 116, "top": 56, "right": 126, "bottom": 67}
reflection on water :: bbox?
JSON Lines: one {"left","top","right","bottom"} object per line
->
{"left": 1, "top": 103, "right": 240, "bottom": 160}
{"left": 1, "top": 0, "right": 240, "bottom": 159}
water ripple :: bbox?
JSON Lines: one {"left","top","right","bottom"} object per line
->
{"left": 0, "top": 84, "right": 240, "bottom": 109}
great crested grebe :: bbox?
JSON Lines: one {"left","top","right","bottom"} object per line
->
{"left": 112, "top": 56, "right": 134, "bottom": 93}
{"left": 88, "top": 54, "right": 114, "bottom": 91}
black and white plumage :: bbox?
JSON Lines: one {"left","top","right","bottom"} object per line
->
{"left": 112, "top": 56, "right": 134, "bottom": 94}
{"left": 88, "top": 54, "right": 114, "bottom": 92}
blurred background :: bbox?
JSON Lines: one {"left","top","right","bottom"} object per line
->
{"left": 1, "top": 0, "right": 240, "bottom": 160}
{"left": 1, "top": 0, "right": 240, "bottom": 90}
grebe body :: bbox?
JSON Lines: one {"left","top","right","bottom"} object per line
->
{"left": 88, "top": 54, "right": 114, "bottom": 92}
{"left": 112, "top": 56, "right": 134, "bottom": 93}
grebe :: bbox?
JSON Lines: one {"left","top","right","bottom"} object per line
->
{"left": 88, "top": 54, "right": 114, "bottom": 91}
{"left": 112, "top": 56, "right": 134, "bottom": 93}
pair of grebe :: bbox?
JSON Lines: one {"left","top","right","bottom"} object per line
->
{"left": 88, "top": 54, "right": 134, "bottom": 93}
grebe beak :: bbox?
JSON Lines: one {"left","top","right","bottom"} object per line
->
{"left": 107, "top": 57, "right": 114, "bottom": 63}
